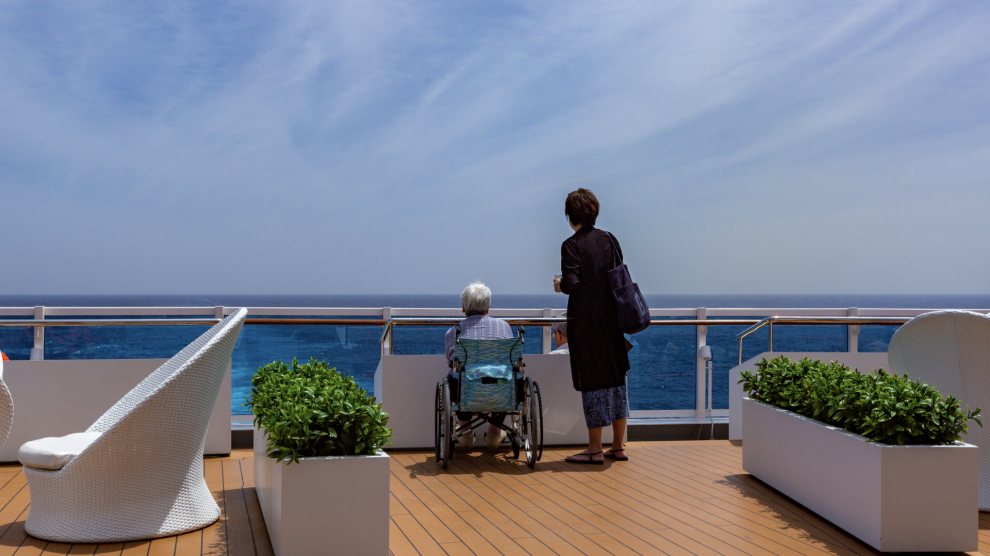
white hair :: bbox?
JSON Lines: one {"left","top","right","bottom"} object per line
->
{"left": 461, "top": 282, "right": 492, "bottom": 316}
{"left": 552, "top": 311, "right": 567, "bottom": 336}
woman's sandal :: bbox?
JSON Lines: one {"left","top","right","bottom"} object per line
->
{"left": 603, "top": 449, "right": 629, "bottom": 461}
{"left": 566, "top": 451, "right": 605, "bottom": 465}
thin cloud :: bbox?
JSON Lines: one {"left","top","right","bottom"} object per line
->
{"left": 1, "top": 1, "right": 988, "bottom": 295}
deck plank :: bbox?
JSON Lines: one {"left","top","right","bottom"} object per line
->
{"left": 548, "top": 448, "right": 830, "bottom": 556}
{"left": 443, "top": 458, "right": 584, "bottom": 555}
{"left": 201, "top": 459, "right": 226, "bottom": 556}
{"left": 235, "top": 454, "right": 273, "bottom": 556}
{"left": 0, "top": 442, "right": 984, "bottom": 555}
{"left": 391, "top": 514, "right": 447, "bottom": 556}
{"left": 475, "top": 452, "right": 685, "bottom": 556}
{"left": 402, "top": 455, "right": 532, "bottom": 540}
{"left": 145, "top": 538, "right": 175, "bottom": 556}
{"left": 390, "top": 471, "right": 460, "bottom": 545}
{"left": 39, "top": 542, "right": 72, "bottom": 555}
{"left": 173, "top": 530, "right": 202, "bottom": 556}
{"left": 388, "top": 518, "right": 418, "bottom": 556}
{"left": 118, "top": 542, "right": 148, "bottom": 556}
{"left": 12, "top": 535, "right": 47, "bottom": 556}
{"left": 0, "top": 504, "right": 30, "bottom": 556}
{"left": 620, "top": 447, "right": 869, "bottom": 555}
{"left": 221, "top": 460, "right": 255, "bottom": 556}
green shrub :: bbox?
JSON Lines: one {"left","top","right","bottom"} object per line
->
{"left": 739, "top": 356, "right": 981, "bottom": 446}
{"left": 246, "top": 358, "right": 393, "bottom": 463}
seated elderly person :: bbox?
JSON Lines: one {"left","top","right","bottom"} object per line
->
{"left": 445, "top": 281, "right": 513, "bottom": 449}
{"left": 550, "top": 312, "right": 568, "bottom": 354}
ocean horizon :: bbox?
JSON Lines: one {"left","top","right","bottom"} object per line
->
{"left": 3, "top": 293, "right": 990, "bottom": 309}
{"left": 3, "top": 294, "right": 988, "bottom": 415}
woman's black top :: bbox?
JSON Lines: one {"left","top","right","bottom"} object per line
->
{"left": 560, "top": 226, "right": 630, "bottom": 392}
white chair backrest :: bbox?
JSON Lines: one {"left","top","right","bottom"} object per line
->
{"left": 87, "top": 308, "right": 247, "bottom": 434}
{"left": 888, "top": 310, "right": 990, "bottom": 407}
{"left": 889, "top": 310, "right": 990, "bottom": 509}
{"left": 0, "top": 358, "right": 11, "bottom": 450}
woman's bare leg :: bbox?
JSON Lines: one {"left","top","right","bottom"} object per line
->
{"left": 566, "top": 427, "right": 605, "bottom": 462}
{"left": 588, "top": 426, "right": 603, "bottom": 453}
{"left": 611, "top": 418, "right": 627, "bottom": 456}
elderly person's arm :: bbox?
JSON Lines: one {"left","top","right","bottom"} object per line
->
{"left": 445, "top": 326, "right": 457, "bottom": 361}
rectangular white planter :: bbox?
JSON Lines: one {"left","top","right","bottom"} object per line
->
{"left": 254, "top": 426, "right": 390, "bottom": 556}
{"left": 743, "top": 398, "right": 978, "bottom": 552}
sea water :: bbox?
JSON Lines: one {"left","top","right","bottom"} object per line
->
{"left": 2, "top": 294, "right": 988, "bottom": 414}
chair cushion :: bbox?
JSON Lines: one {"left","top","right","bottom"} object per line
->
{"left": 19, "top": 432, "right": 102, "bottom": 470}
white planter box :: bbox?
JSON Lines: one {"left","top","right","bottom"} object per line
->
{"left": 742, "top": 398, "right": 978, "bottom": 552}
{"left": 253, "top": 426, "right": 390, "bottom": 556}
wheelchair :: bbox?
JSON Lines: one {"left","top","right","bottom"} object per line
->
{"left": 435, "top": 325, "right": 544, "bottom": 469}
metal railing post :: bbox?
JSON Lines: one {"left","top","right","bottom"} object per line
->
{"left": 696, "top": 307, "right": 707, "bottom": 422}
{"left": 847, "top": 307, "right": 859, "bottom": 353}
{"left": 214, "top": 306, "right": 224, "bottom": 319}
{"left": 381, "top": 308, "right": 392, "bottom": 357}
{"left": 542, "top": 308, "right": 552, "bottom": 354}
{"left": 768, "top": 322, "right": 774, "bottom": 352}
{"left": 31, "top": 306, "right": 45, "bottom": 360}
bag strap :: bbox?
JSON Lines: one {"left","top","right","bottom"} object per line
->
{"left": 605, "top": 231, "right": 622, "bottom": 269}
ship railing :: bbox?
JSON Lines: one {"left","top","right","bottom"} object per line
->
{"left": 3, "top": 306, "right": 989, "bottom": 423}
{"left": 734, "top": 316, "right": 916, "bottom": 365}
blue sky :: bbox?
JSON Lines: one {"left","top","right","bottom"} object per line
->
{"left": 1, "top": 1, "right": 988, "bottom": 295}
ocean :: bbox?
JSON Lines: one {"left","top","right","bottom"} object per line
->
{"left": 2, "top": 294, "right": 988, "bottom": 414}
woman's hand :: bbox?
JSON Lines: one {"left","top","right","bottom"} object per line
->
{"left": 553, "top": 278, "right": 562, "bottom": 293}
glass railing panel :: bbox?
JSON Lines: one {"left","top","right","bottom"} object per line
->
{"left": 627, "top": 320, "right": 696, "bottom": 411}
{"left": 859, "top": 325, "right": 901, "bottom": 353}
{"left": 705, "top": 320, "right": 769, "bottom": 410}
{"left": 391, "top": 325, "right": 447, "bottom": 356}
{"left": 232, "top": 322, "right": 382, "bottom": 414}
{"left": 770, "top": 324, "right": 848, "bottom": 353}
{"left": 5, "top": 311, "right": 917, "bottom": 417}
{"left": 45, "top": 321, "right": 210, "bottom": 360}
{"left": 0, "top": 320, "right": 34, "bottom": 360}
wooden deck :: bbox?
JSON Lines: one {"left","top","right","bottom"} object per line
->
{"left": 1, "top": 441, "right": 989, "bottom": 555}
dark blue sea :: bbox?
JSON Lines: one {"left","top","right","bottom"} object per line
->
{"left": 2, "top": 294, "right": 988, "bottom": 414}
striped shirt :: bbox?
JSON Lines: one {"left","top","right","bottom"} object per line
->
{"left": 445, "top": 314, "right": 514, "bottom": 361}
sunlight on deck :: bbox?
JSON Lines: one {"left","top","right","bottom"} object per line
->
{"left": 1, "top": 441, "right": 988, "bottom": 555}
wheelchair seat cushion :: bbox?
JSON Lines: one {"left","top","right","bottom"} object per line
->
{"left": 464, "top": 364, "right": 513, "bottom": 382}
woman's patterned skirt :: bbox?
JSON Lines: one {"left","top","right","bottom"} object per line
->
{"left": 581, "top": 381, "right": 629, "bottom": 429}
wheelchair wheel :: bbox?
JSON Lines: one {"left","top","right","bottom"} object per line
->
{"left": 511, "top": 435, "right": 521, "bottom": 459}
{"left": 523, "top": 378, "right": 541, "bottom": 468}
{"left": 439, "top": 379, "right": 454, "bottom": 469}
{"left": 434, "top": 383, "right": 442, "bottom": 463}
{"left": 532, "top": 381, "right": 544, "bottom": 462}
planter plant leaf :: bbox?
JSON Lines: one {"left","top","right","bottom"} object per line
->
{"left": 247, "top": 358, "right": 393, "bottom": 463}
{"left": 739, "top": 356, "right": 981, "bottom": 445}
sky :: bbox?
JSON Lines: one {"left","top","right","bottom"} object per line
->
{"left": 1, "top": 1, "right": 988, "bottom": 296}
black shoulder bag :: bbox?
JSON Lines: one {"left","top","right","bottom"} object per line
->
{"left": 606, "top": 232, "right": 650, "bottom": 334}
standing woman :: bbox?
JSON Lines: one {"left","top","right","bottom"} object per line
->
{"left": 554, "top": 189, "right": 630, "bottom": 464}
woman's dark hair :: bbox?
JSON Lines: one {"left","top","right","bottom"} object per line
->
{"left": 565, "top": 189, "right": 600, "bottom": 227}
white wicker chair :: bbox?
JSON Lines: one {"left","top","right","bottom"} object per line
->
{"left": 0, "top": 357, "right": 13, "bottom": 452}
{"left": 888, "top": 310, "right": 990, "bottom": 511}
{"left": 22, "top": 308, "right": 247, "bottom": 543}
